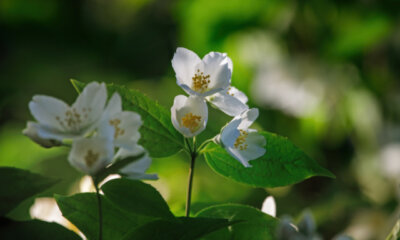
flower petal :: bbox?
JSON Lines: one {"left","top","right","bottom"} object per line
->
{"left": 72, "top": 82, "right": 107, "bottom": 127}
{"left": 23, "top": 122, "right": 61, "bottom": 148}
{"left": 29, "top": 95, "right": 70, "bottom": 131}
{"left": 261, "top": 196, "right": 276, "bottom": 217}
{"left": 238, "top": 108, "right": 259, "bottom": 129}
{"left": 202, "top": 52, "right": 232, "bottom": 94}
{"left": 207, "top": 91, "right": 248, "bottom": 116}
{"left": 172, "top": 48, "right": 201, "bottom": 90}
{"left": 220, "top": 118, "right": 241, "bottom": 147}
{"left": 227, "top": 86, "right": 248, "bottom": 104}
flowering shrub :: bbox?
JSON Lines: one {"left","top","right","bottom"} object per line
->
{"left": 1, "top": 47, "right": 345, "bottom": 240}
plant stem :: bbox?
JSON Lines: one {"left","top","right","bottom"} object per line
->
{"left": 185, "top": 137, "right": 197, "bottom": 217}
{"left": 93, "top": 178, "right": 103, "bottom": 240}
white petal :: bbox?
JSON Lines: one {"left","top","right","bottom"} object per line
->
{"left": 117, "top": 146, "right": 158, "bottom": 180}
{"left": 115, "top": 144, "right": 145, "bottom": 160}
{"left": 68, "top": 137, "right": 114, "bottom": 175}
{"left": 171, "top": 95, "right": 208, "bottom": 138}
{"left": 227, "top": 86, "right": 248, "bottom": 104}
{"left": 104, "top": 93, "right": 122, "bottom": 117}
{"left": 110, "top": 111, "right": 142, "bottom": 149}
{"left": 72, "top": 82, "right": 107, "bottom": 127}
{"left": 220, "top": 118, "right": 241, "bottom": 147}
{"left": 29, "top": 95, "right": 69, "bottom": 131}
{"left": 207, "top": 91, "right": 248, "bottom": 116}
{"left": 23, "top": 122, "right": 61, "bottom": 148}
{"left": 238, "top": 108, "right": 259, "bottom": 129}
{"left": 202, "top": 52, "right": 232, "bottom": 94}
{"left": 172, "top": 47, "right": 201, "bottom": 89}
{"left": 261, "top": 196, "right": 276, "bottom": 217}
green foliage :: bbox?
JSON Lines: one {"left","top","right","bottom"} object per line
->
{"left": 101, "top": 178, "right": 174, "bottom": 219}
{"left": 121, "top": 217, "right": 233, "bottom": 240}
{"left": 71, "top": 79, "right": 185, "bottom": 158}
{"left": 202, "top": 131, "right": 334, "bottom": 187}
{"left": 196, "top": 203, "right": 279, "bottom": 240}
{"left": 0, "top": 218, "right": 80, "bottom": 240}
{"left": 55, "top": 192, "right": 152, "bottom": 240}
{"left": 0, "top": 167, "right": 58, "bottom": 216}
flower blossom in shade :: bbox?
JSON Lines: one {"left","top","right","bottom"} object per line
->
{"left": 171, "top": 95, "right": 208, "bottom": 138}
{"left": 216, "top": 108, "right": 266, "bottom": 167}
{"left": 68, "top": 137, "right": 114, "bottom": 175}
{"left": 27, "top": 82, "right": 107, "bottom": 141}
{"left": 206, "top": 86, "right": 249, "bottom": 116}
{"left": 98, "top": 93, "right": 142, "bottom": 150}
{"left": 172, "top": 47, "right": 232, "bottom": 97}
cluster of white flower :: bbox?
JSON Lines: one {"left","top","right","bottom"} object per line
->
{"left": 170, "top": 47, "right": 266, "bottom": 167}
{"left": 24, "top": 82, "right": 157, "bottom": 179}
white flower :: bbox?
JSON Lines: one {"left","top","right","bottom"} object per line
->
{"left": 261, "top": 196, "right": 276, "bottom": 217}
{"left": 206, "top": 86, "right": 249, "bottom": 116}
{"left": 172, "top": 47, "right": 232, "bottom": 97}
{"left": 171, "top": 95, "right": 208, "bottom": 138}
{"left": 23, "top": 121, "right": 61, "bottom": 148}
{"left": 117, "top": 145, "right": 158, "bottom": 180}
{"left": 217, "top": 108, "right": 266, "bottom": 167}
{"left": 68, "top": 137, "right": 114, "bottom": 175}
{"left": 98, "top": 93, "right": 142, "bottom": 150}
{"left": 28, "top": 82, "right": 107, "bottom": 141}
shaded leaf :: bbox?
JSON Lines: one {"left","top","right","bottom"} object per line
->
{"left": 121, "top": 217, "right": 233, "bottom": 240}
{"left": 0, "top": 167, "right": 58, "bottom": 216}
{"left": 203, "top": 131, "right": 334, "bottom": 187}
{"left": 101, "top": 178, "right": 174, "bottom": 219}
{"left": 0, "top": 217, "right": 80, "bottom": 240}
{"left": 55, "top": 193, "right": 152, "bottom": 240}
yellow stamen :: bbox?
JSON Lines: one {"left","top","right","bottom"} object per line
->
{"left": 192, "top": 69, "right": 210, "bottom": 93}
{"left": 84, "top": 150, "right": 99, "bottom": 167}
{"left": 109, "top": 118, "right": 125, "bottom": 139}
{"left": 181, "top": 113, "right": 202, "bottom": 133}
{"left": 234, "top": 129, "right": 248, "bottom": 150}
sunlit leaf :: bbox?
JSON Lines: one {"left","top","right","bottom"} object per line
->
{"left": 196, "top": 203, "right": 279, "bottom": 240}
{"left": 71, "top": 79, "right": 185, "bottom": 158}
{"left": 203, "top": 131, "right": 334, "bottom": 187}
{"left": 0, "top": 167, "right": 58, "bottom": 216}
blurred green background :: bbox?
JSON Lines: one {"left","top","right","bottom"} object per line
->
{"left": 0, "top": 0, "right": 399, "bottom": 239}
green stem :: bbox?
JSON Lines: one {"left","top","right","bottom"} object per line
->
{"left": 185, "top": 150, "right": 197, "bottom": 217}
{"left": 92, "top": 178, "right": 103, "bottom": 240}
{"left": 185, "top": 137, "right": 197, "bottom": 217}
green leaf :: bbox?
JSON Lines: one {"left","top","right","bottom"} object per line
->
{"left": 196, "top": 204, "right": 279, "bottom": 240}
{"left": 0, "top": 167, "right": 58, "bottom": 216}
{"left": 0, "top": 218, "right": 81, "bottom": 240}
{"left": 71, "top": 79, "right": 184, "bottom": 158}
{"left": 101, "top": 178, "right": 174, "bottom": 219}
{"left": 203, "top": 131, "right": 334, "bottom": 188}
{"left": 121, "top": 217, "right": 233, "bottom": 240}
{"left": 55, "top": 193, "right": 152, "bottom": 240}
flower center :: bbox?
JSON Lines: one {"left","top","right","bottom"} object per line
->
{"left": 234, "top": 129, "right": 248, "bottom": 150}
{"left": 56, "top": 107, "right": 91, "bottom": 131}
{"left": 109, "top": 118, "right": 125, "bottom": 139}
{"left": 84, "top": 149, "right": 99, "bottom": 167}
{"left": 181, "top": 113, "right": 202, "bottom": 133}
{"left": 192, "top": 69, "right": 210, "bottom": 93}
